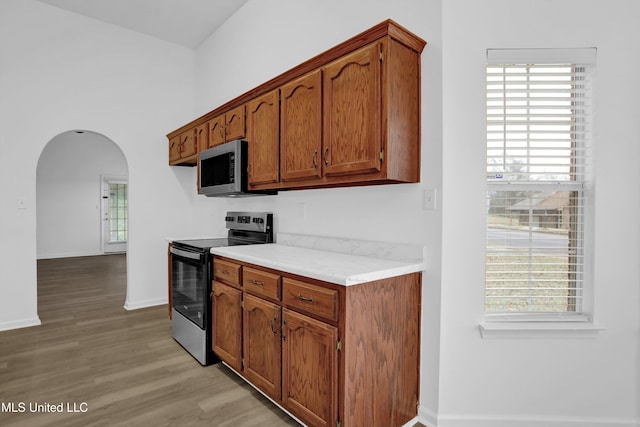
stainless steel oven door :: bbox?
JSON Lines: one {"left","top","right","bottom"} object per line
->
{"left": 170, "top": 246, "right": 207, "bottom": 329}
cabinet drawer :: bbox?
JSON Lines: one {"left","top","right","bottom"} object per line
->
{"left": 243, "top": 267, "right": 280, "bottom": 300}
{"left": 282, "top": 278, "right": 338, "bottom": 322}
{"left": 213, "top": 259, "right": 241, "bottom": 287}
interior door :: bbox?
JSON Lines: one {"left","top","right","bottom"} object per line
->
{"left": 101, "top": 175, "right": 128, "bottom": 253}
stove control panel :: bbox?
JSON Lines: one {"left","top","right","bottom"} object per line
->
{"left": 225, "top": 211, "right": 273, "bottom": 234}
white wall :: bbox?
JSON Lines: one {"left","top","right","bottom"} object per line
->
{"left": 0, "top": 0, "right": 197, "bottom": 329}
{"left": 37, "top": 131, "right": 128, "bottom": 259}
{"left": 439, "top": 0, "right": 640, "bottom": 426}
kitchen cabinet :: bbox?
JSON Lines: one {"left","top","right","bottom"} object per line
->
{"left": 243, "top": 293, "right": 282, "bottom": 401}
{"left": 211, "top": 280, "right": 242, "bottom": 373}
{"left": 280, "top": 70, "right": 323, "bottom": 182}
{"left": 194, "top": 122, "right": 209, "bottom": 153}
{"left": 210, "top": 255, "right": 421, "bottom": 427}
{"left": 246, "top": 89, "right": 279, "bottom": 186}
{"left": 213, "top": 258, "right": 241, "bottom": 286}
{"left": 207, "top": 115, "right": 225, "bottom": 148}
{"left": 206, "top": 105, "right": 246, "bottom": 149}
{"left": 169, "top": 128, "right": 197, "bottom": 165}
{"left": 282, "top": 308, "right": 338, "bottom": 427}
{"left": 282, "top": 277, "right": 339, "bottom": 322}
{"left": 243, "top": 266, "right": 281, "bottom": 301}
{"left": 242, "top": 267, "right": 282, "bottom": 400}
{"left": 322, "top": 42, "right": 381, "bottom": 177}
{"left": 167, "top": 19, "right": 425, "bottom": 190}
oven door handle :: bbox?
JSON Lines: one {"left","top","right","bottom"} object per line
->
{"left": 170, "top": 247, "right": 203, "bottom": 261}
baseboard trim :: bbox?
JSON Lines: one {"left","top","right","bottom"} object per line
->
{"left": 37, "top": 251, "right": 104, "bottom": 260}
{"left": 420, "top": 412, "right": 639, "bottom": 427}
{"left": 418, "top": 405, "right": 439, "bottom": 426}
{"left": 0, "top": 317, "right": 41, "bottom": 332}
{"left": 402, "top": 416, "right": 419, "bottom": 427}
{"left": 123, "top": 298, "right": 167, "bottom": 311}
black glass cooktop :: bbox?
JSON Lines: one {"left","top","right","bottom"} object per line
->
{"left": 172, "top": 238, "right": 238, "bottom": 250}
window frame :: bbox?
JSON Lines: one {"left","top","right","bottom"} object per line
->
{"left": 481, "top": 48, "right": 602, "bottom": 337}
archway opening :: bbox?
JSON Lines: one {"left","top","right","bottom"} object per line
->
{"left": 36, "top": 130, "right": 129, "bottom": 321}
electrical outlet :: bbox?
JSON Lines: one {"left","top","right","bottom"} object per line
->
{"left": 296, "top": 202, "right": 307, "bottom": 220}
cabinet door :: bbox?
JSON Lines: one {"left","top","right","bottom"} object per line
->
{"left": 247, "top": 89, "right": 280, "bottom": 186}
{"left": 243, "top": 294, "right": 282, "bottom": 400}
{"left": 280, "top": 70, "right": 323, "bottom": 182}
{"left": 195, "top": 122, "right": 209, "bottom": 154}
{"left": 225, "top": 105, "right": 246, "bottom": 141}
{"left": 169, "top": 135, "right": 181, "bottom": 164}
{"left": 208, "top": 114, "right": 226, "bottom": 149}
{"left": 323, "top": 42, "right": 382, "bottom": 176}
{"left": 180, "top": 129, "right": 197, "bottom": 158}
{"left": 282, "top": 308, "right": 338, "bottom": 427}
{"left": 212, "top": 281, "right": 242, "bottom": 372}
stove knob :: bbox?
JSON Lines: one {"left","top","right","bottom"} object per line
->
{"left": 225, "top": 216, "right": 234, "bottom": 222}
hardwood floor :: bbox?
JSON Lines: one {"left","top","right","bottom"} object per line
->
{"left": 0, "top": 254, "right": 299, "bottom": 427}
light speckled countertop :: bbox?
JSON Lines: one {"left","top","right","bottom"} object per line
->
{"left": 210, "top": 233, "right": 425, "bottom": 286}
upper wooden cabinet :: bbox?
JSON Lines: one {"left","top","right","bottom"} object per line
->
{"left": 323, "top": 42, "right": 382, "bottom": 178}
{"left": 167, "top": 19, "right": 426, "bottom": 187}
{"left": 247, "top": 90, "right": 279, "bottom": 186}
{"left": 169, "top": 128, "right": 197, "bottom": 166}
{"left": 207, "top": 115, "right": 225, "bottom": 148}
{"left": 280, "top": 70, "right": 323, "bottom": 182}
{"left": 207, "top": 105, "right": 246, "bottom": 150}
{"left": 195, "top": 122, "right": 209, "bottom": 153}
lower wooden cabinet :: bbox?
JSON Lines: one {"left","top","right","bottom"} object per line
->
{"left": 212, "top": 281, "right": 242, "bottom": 372}
{"left": 282, "top": 308, "right": 338, "bottom": 427}
{"left": 211, "top": 256, "right": 421, "bottom": 427}
{"left": 243, "top": 294, "right": 282, "bottom": 401}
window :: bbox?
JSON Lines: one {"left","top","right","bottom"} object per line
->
{"left": 485, "top": 49, "right": 594, "bottom": 316}
{"left": 109, "top": 182, "right": 128, "bottom": 242}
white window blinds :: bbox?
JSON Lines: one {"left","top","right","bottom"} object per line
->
{"left": 485, "top": 49, "right": 594, "bottom": 314}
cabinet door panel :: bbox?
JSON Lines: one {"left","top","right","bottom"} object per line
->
{"left": 243, "top": 294, "right": 282, "bottom": 400}
{"left": 212, "top": 281, "right": 242, "bottom": 372}
{"left": 280, "top": 70, "right": 323, "bottom": 182}
{"left": 169, "top": 136, "right": 181, "bottom": 163}
{"left": 282, "top": 309, "right": 338, "bottom": 427}
{"left": 208, "top": 115, "right": 226, "bottom": 149}
{"left": 195, "top": 123, "right": 209, "bottom": 154}
{"left": 323, "top": 42, "right": 381, "bottom": 176}
{"left": 225, "top": 105, "right": 246, "bottom": 141}
{"left": 180, "top": 129, "right": 197, "bottom": 158}
{"left": 247, "top": 89, "right": 280, "bottom": 186}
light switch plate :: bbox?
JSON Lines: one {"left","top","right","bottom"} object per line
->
{"left": 423, "top": 188, "right": 437, "bottom": 210}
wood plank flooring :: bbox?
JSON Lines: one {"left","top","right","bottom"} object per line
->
{"left": 0, "top": 254, "right": 299, "bottom": 427}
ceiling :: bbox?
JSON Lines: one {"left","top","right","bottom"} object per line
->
{"left": 36, "top": 0, "right": 249, "bottom": 49}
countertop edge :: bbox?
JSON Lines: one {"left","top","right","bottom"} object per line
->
{"left": 210, "top": 244, "right": 425, "bottom": 286}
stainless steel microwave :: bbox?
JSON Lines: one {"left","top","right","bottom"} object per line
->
{"left": 198, "top": 140, "right": 275, "bottom": 197}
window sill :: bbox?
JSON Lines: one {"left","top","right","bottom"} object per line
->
{"left": 479, "top": 316, "right": 605, "bottom": 339}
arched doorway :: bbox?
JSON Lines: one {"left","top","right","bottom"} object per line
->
{"left": 36, "top": 130, "right": 129, "bottom": 315}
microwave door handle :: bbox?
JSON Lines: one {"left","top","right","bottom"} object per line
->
{"left": 170, "top": 247, "right": 202, "bottom": 261}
